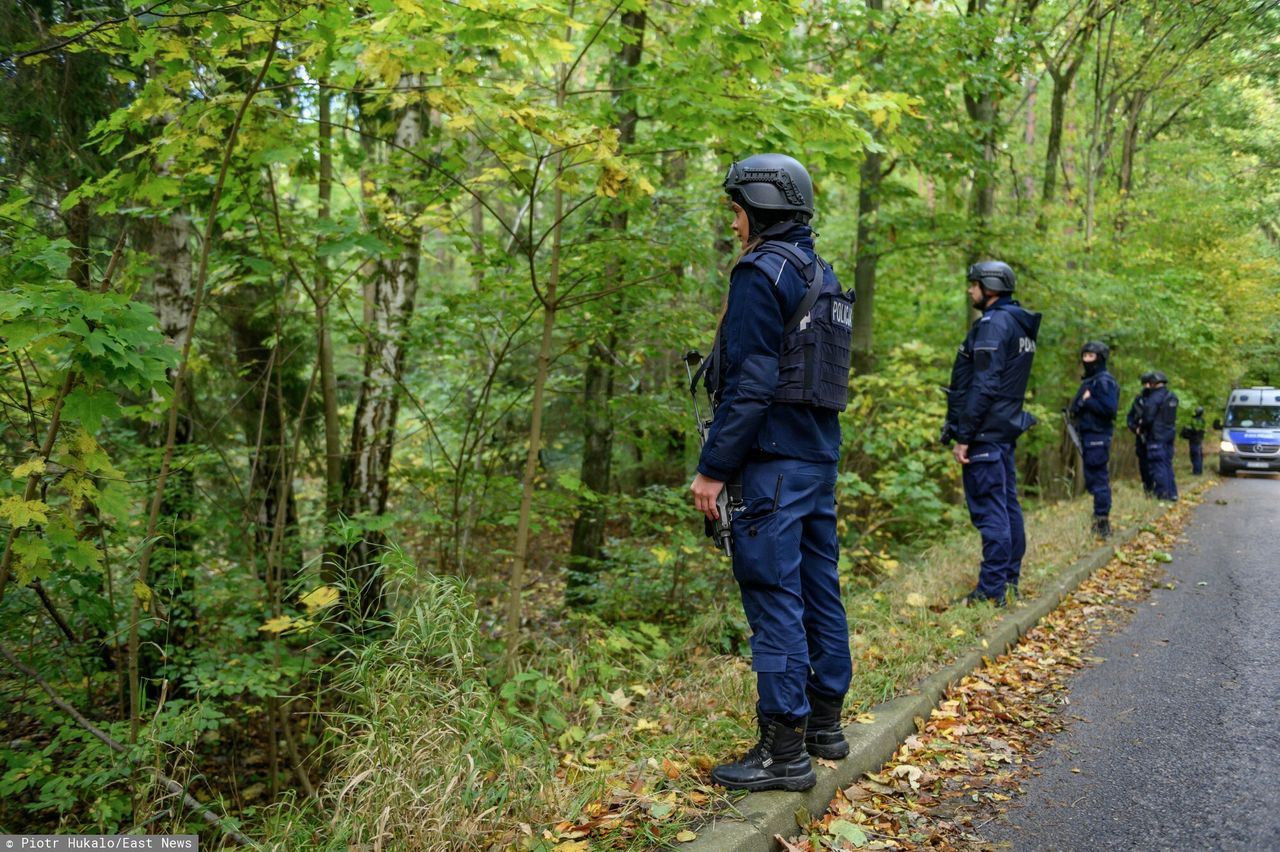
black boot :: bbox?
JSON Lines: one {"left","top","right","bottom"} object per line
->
{"left": 710, "top": 715, "right": 816, "bottom": 792}
{"left": 804, "top": 691, "right": 849, "bottom": 759}
{"left": 1091, "top": 516, "right": 1111, "bottom": 539}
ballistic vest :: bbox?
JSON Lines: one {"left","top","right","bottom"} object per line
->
{"left": 706, "top": 241, "right": 855, "bottom": 411}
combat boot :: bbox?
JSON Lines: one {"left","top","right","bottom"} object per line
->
{"left": 710, "top": 715, "right": 816, "bottom": 792}
{"left": 804, "top": 691, "right": 849, "bottom": 759}
{"left": 1091, "top": 516, "right": 1112, "bottom": 539}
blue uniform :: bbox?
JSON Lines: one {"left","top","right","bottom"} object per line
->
{"left": 945, "top": 297, "right": 1041, "bottom": 600}
{"left": 1142, "top": 386, "right": 1179, "bottom": 499}
{"left": 697, "top": 223, "right": 851, "bottom": 723}
{"left": 1181, "top": 415, "right": 1205, "bottom": 475}
{"left": 1127, "top": 391, "right": 1155, "bottom": 495}
{"left": 1070, "top": 366, "right": 1119, "bottom": 518}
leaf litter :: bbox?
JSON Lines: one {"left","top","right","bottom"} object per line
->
{"left": 782, "top": 489, "right": 1208, "bottom": 851}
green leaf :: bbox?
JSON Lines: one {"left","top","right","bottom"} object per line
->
{"left": 829, "top": 819, "right": 868, "bottom": 847}
{"left": 65, "top": 539, "right": 103, "bottom": 572}
{"left": 62, "top": 387, "right": 122, "bottom": 432}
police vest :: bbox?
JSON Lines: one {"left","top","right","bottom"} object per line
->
{"left": 706, "top": 241, "right": 855, "bottom": 411}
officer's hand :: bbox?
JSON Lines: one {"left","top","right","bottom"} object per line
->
{"left": 691, "top": 473, "right": 725, "bottom": 521}
{"left": 953, "top": 443, "right": 970, "bottom": 465}
{"left": 1082, "top": 389, "right": 1092, "bottom": 401}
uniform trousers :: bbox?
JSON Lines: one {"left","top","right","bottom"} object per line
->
{"left": 1081, "top": 432, "right": 1112, "bottom": 518}
{"left": 962, "top": 442, "right": 1026, "bottom": 600}
{"left": 731, "top": 456, "right": 852, "bottom": 721}
{"left": 1146, "top": 439, "right": 1178, "bottom": 500}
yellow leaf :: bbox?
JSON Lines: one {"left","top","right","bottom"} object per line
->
{"left": 133, "top": 580, "right": 152, "bottom": 608}
{"left": 676, "top": 830, "right": 697, "bottom": 842}
{"left": 854, "top": 712, "right": 876, "bottom": 724}
{"left": 905, "top": 592, "right": 927, "bottom": 607}
{"left": 12, "top": 457, "right": 46, "bottom": 478}
{"left": 553, "top": 842, "right": 590, "bottom": 852}
{"left": 445, "top": 113, "right": 475, "bottom": 131}
{"left": 634, "top": 717, "right": 659, "bottom": 732}
{"left": 393, "top": 0, "right": 426, "bottom": 15}
{"left": 0, "top": 497, "right": 48, "bottom": 528}
{"left": 258, "top": 615, "right": 295, "bottom": 634}
{"left": 300, "top": 585, "right": 340, "bottom": 613}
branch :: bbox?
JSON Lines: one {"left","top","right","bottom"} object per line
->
{"left": 0, "top": 641, "right": 254, "bottom": 846}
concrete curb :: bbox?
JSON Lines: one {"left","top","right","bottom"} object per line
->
{"left": 684, "top": 528, "right": 1137, "bottom": 852}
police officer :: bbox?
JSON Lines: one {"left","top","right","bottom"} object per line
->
{"left": 942, "top": 261, "right": 1041, "bottom": 605}
{"left": 1181, "top": 406, "right": 1206, "bottom": 475}
{"left": 1069, "top": 341, "right": 1120, "bottom": 538}
{"left": 1142, "top": 371, "right": 1179, "bottom": 499}
{"left": 1126, "top": 372, "right": 1158, "bottom": 495}
{"left": 690, "top": 154, "right": 855, "bottom": 792}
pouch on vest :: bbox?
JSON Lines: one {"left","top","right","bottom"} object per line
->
{"left": 701, "top": 241, "right": 855, "bottom": 412}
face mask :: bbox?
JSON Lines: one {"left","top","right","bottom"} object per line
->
{"left": 1082, "top": 358, "right": 1103, "bottom": 377}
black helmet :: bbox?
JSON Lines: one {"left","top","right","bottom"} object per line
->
{"left": 723, "top": 154, "right": 814, "bottom": 218}
{"left": 967, "top": 260, "right": 1016, "bottom": 293}
{"left": 1140, "top": 371, "right": 1157, "bottom": 384}
{"left": 1080, "top": 340, "right": 1110, "bottom": 362}
{"left": 1194, "top": 406, "right": 1204, "bottom": 417}
{"left": 1150, "top": 371, "right": 1168, "bottom": 385}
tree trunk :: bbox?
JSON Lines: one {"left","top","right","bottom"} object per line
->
{"left": 851, "top": 0, "right": 885, "bottom": 376}
{"left": 342, "top": 76, "right": 426, "bottom": 620}
{"left": 566, "top": 10, "right": 645, "bottom": 607}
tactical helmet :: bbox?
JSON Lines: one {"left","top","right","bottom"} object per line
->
{"left": 723, "top": 154, "right": 815, "bottom": 218}
{"left": 967, "top": 260, "right": 1016, "bottom": 294}
{"left": 1194, "top": 406, "right": 1204, "bottom": 416}
{"left": 1140, "top": 371, "right": 1157, "bottom": 384}
{"left": 1080, "top": 340, "right": 1110, "bottom": 362}
{"left": 1150, "top": 371, "right": 1168, "bottom": 385}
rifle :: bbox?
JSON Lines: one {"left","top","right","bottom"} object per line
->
{"left": 683, "top": 350, "right": 742, "bottom": 557}
{"left": 1061, "top": 409, "right": 1083, "bottom": 458}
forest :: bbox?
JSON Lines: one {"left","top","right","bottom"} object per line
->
{"left": 2, "top": 0, "right": 1278, "bottom": 848}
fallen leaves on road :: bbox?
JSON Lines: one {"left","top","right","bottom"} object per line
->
{"left": 786, "top": 494, "right": 1205, "bottom": 851}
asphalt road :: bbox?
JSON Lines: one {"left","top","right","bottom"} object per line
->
{"left": 986, "top": 474, "right": 1280, "bottom": 851}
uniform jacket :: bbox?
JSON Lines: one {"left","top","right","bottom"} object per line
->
{"left": 1126, "top": 389, "right": 1151, "bottom": 439}
{"left": 1070, "top": 366, "right": 1120, "bottom": 435}
{"left": 945, "top": 296, "right": 1042, "bottom": 445}
{"left": 1141, "top": 386, "right": 1179, "bottom": 444}
{"left": 697, "top": 224, "right": 842, "bottom": 483}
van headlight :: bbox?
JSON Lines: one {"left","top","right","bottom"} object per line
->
{"left": 1220, "top": 440, "right": 1236, "bottom": 453}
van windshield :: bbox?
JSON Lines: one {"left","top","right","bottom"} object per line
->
{"left": 1226, "top": 405, "right": 1280, "bottom": 428}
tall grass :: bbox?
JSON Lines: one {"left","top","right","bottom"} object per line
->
{"left": 321, "top": 576, "right": 555, "bottom": 850}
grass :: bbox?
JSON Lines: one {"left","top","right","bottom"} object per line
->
{"left": 265, "top": 463, "right": 1208, "bottom": 850}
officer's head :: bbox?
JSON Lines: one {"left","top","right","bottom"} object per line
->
{"left": 724, "top": 154, "right": 814, "bottom": 247}
{"left": 1150, "top": 371, "right": 1168, "bottom": 386}
{"left": 1080, "top": 340, "right": 1109, "bottom": 368}
{"left": 966, "top": 260, "right": 1015, "bottom": 308}
{"left": 1195, "top": 406, "right": 1204, "bottom": 417}
{"left": 1140, "top": 370, "right": 1157, "bottom": 390}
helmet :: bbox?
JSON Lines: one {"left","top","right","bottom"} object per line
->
{"left": 1140, "top": 371, "right": 1157, "bottom": 384}
{"left": 1080, "top": 340, "right": 1110, "bottom": 362}
{"left": 1150, "top": 371, "right": 1168, "bottom": 385}
{"left": 723, "top": 154, "right": 814, "bottom": 217}
{"left": 967, "top": 260, "right": 1016, "bottom": 293}
{"left": 1194, "top": 406, "right": 1204, "bottom": 416}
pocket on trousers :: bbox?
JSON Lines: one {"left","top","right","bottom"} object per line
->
{"left": 731, "top": 508, "right": 781, "bottom": 588}
{"left": 750, "top": 652, "right": 787, "bottom": 673}
{"left": 1083, "top": 441, "right": 1109, "bottom": 468}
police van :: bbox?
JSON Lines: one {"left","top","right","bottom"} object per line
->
{"left": 1215, "top": 386, "right": 1280, "bottom": 476}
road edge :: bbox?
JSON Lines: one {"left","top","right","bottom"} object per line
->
{"left": 684, "top": 527, "right": 1134, "bottom": 852}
